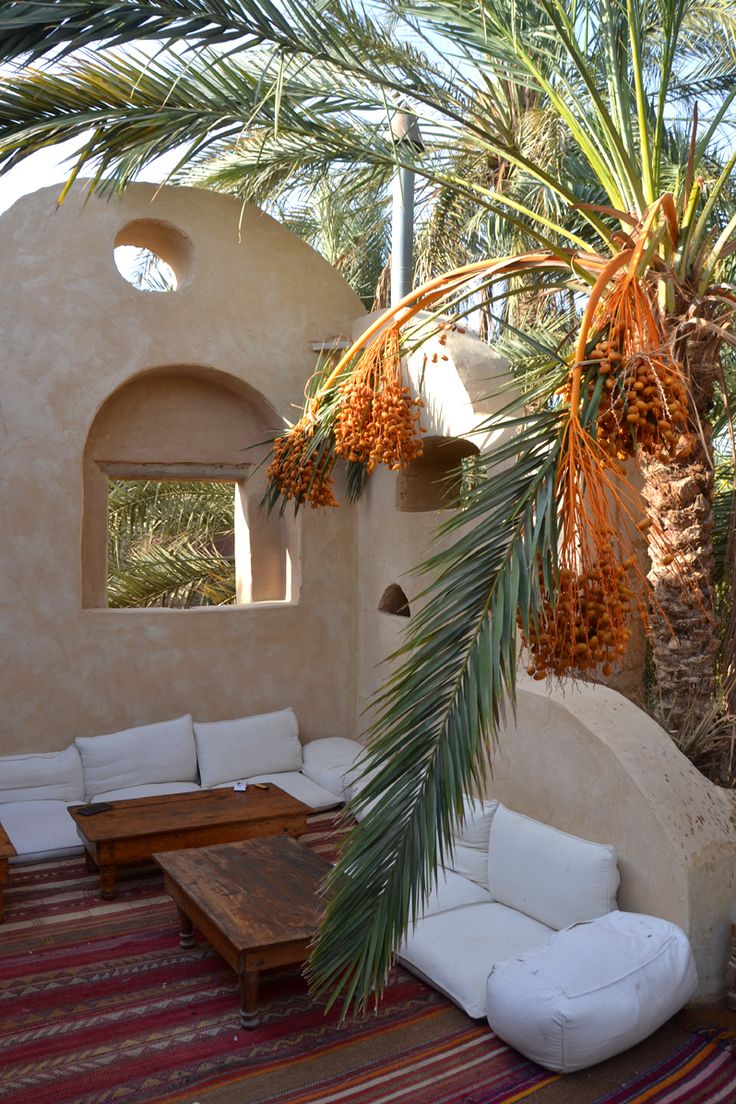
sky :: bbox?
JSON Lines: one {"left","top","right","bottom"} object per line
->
{"left": 0, "top": 137, "right": 181, "bottom": 216}
{"left": 0, "top": 144, "right": 72, "bottom": 215}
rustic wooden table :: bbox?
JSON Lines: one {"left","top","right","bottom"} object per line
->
{"left": 155, "top": 835, "right": 332, "bottom": 1028}
{"left": 68, "top": 785, "right": 310, "bottom": 899}
{"left": 0, "top": 822, "right": 17, "bottom": 922}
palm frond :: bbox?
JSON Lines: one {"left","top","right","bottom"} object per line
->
{"left": 108, "top": 479, "right": 233, "bottom": 550}
{"left": 107, "top": 479, "right": 236, "bottom": 606}
{"left": 307, "top": 408, "right": 563, "bottom": 1011}
{"left": 107, "top": 541, "right": 236, "bottom": 607}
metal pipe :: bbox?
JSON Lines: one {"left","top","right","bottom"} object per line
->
{"left": 391, "top": 166, "right": 415, "bottom": 306}
{"left": 390, "top": 111, "right": 423, "bottom": 307}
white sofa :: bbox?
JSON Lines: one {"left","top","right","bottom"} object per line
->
{"left": 399, "top": 800, "right": 697, "bottom": 1072}
{"left": 0, "top": 709, "right": 364, "bottom": 863}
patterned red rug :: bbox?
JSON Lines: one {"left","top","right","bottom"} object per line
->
{"left": 594, "top": 1029, "right": 736, "bottom": 1103}
{"left": 2, "top": 813, "right": 736, "bottom": 1104}
{"left": 0, "top": 814, "right": 557, "bottom": 1104}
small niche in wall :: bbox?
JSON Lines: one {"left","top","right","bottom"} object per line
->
{"left": 379, "top": 583, "right": 411, "bottom": 617}
{"left": 114, "top": 219, "right": 193, "bottom": 292}
{"left": 396, "top": 436, "right": 480, "bottom": 512}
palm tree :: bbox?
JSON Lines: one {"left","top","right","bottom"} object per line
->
{"left": 2, "top": 0, "right": 736, "bottom": 1014}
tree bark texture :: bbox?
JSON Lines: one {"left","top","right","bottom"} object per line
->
{"left": 640, "top": 320, "right": 721, "bottom": 733}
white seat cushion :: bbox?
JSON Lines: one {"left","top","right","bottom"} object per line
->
{"left": 488, "top": 804, "right": 619, "bottom": 930}
{"left": 417, "top": 869, "right": 492, "bottom": 920}
{"left": 399, "top": 902, "right": 554, "bottom": 1018}
{"left": 0, "top": 746, "right": 84, "bottom": 804}
{"left": 1, "top": 800, "right": 84, "bottom": 862}
{"left": 213, "top": 771, "right": 341, "bottom": 810}
{"left": 76, "top": 715, "right": 197, "bottom": 797}
{"left": 301, "top": 738, "right": 365, "bottom": 798}
{"left": 449, "top": 797, "right": 498, "bottom": 888}
{"left": 90, "top": 781, "right": 202, "bottom": 802}
{"left": 486, "top": 911, "right": 698, "bottom": 1073}
{"left": 194, "top": 709, "right": 301, "bottom": 789}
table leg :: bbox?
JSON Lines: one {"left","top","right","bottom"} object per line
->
{"left": 239, "top": 970, "right": 260, "bottom": 1028}
{"left": 100, "top": 865, "right": 117, "bottom": 900}
{"left": 84, "top": 851, "right": 99, "bottom": 873}
{"left": 177, "top": 907, "right": 196, "bottom": 949}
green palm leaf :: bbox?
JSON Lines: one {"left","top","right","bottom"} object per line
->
{"left": 107, "top": 479, "right": 236, "bottom": 606}
{"left": 107, "top": 541, "right": 236, "bottom": 607}
{"left": 308, "top": 408, "right": 563, "bottom": 1011}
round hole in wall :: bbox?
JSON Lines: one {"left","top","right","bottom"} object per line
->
{"left": 113, "top": 219, "right": 193, "bottom": 292}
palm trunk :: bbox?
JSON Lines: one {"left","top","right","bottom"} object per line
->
{"left": 639, "top": 322, "right": 721, "bottom": 733}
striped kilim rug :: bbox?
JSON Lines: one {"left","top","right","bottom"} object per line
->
{"left": 1, "top": 811, "right": 736, "bottom": 1104}
{"left": 0, "top": 813, "right": 557, "bottom": 1104}
{"left": 594, "top": 1029, "right": 736, "bottom": 1103}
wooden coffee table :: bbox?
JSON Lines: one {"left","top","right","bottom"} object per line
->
{"left": 154, "top": 835, "right": 332, "bottom": 1027}
{"left": 69, "top": 785, "right": 310, "bottom": 899}
{"left": 0, "top": 823, "right": 17, "bottom": 923}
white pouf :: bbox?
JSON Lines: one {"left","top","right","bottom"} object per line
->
{"left": 486, "top": 910, "right": 698, "bottom": 1073}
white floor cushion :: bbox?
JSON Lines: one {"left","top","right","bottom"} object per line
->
{"left": 1, "top": 800, "right": 84, "bottom": 862}
{"left": 89, "top": 781, "right": 202, "bottom": 802}
{"left": 213, "top": 772, "right": 341, "bottom": 810}
{"left": 486, "top": 911, "right": 698, "bottom": 1073}
{"left": 301, "top": 738, "right": 366, "bottom": 798}
{"left": 399, "top": 902, "right": 554, "bottom": 1018}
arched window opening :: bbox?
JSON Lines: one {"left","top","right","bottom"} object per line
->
{"left": 82, "top": 368, "right": 297, "bottom": 609}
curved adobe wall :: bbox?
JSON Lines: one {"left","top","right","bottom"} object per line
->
{"left": 491, "top": 677, "right": 736, "bottom": 1001}
{"left": 0, "top": 183, "right": 363, "bottom": 751}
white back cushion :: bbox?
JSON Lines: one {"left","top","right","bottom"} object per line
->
{"left": 488, "top": 804, "right": 619, "bottom": 930}
{"left": 194, "top": 708, "right": 301, "bottom": 788}
{"left": 0, "top": 746, "right": 84, "bottom": 803}
{"left": 76, "top": 715, "right": 197, "bottom": 797}
{"left": 418, "top": 869, "right": 492, "bottom": 921}
{"left": 449, "top": 797, "right": 498, "bottom": 888}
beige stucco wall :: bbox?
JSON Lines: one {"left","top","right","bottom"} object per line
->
{"left": 0, "top": 183, "right": 363, "bottom": 750}
{"left": 354, "top": 321, "right": 518, "bottom": 719}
